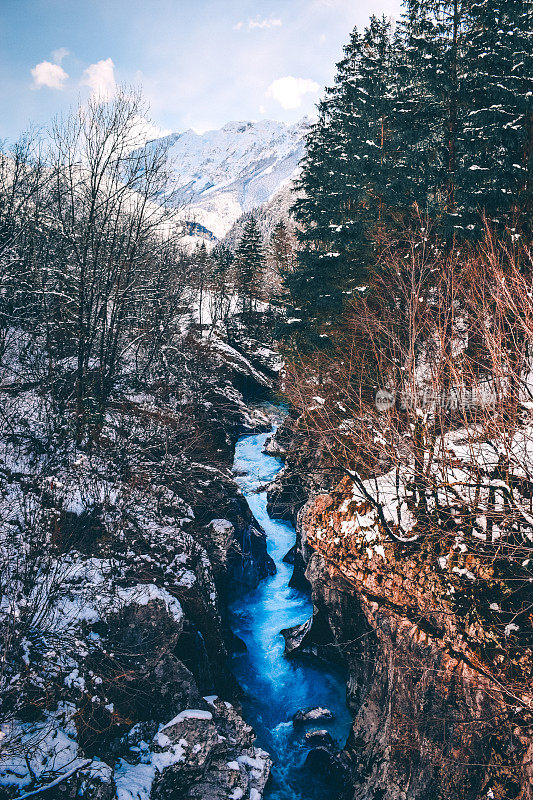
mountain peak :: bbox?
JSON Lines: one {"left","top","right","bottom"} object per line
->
{"left": 150, "top": 117, "right": 308, "bottom": 240}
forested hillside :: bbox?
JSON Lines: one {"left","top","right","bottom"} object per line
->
{"left": 284, "top": 0, "right": 531, "bottom": 343}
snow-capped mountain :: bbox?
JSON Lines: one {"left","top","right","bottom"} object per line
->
{"left": 150, "top": 118, "right": 309, "bottom": 240}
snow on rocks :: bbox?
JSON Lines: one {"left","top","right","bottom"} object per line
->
{"left": 0, "top": 717, "right": 83, "bottom": 791}
{"left": 112, "top": 698, "right": 272, "bottom": 800}
{"left": 208, "top": 338, "right": 275, "bottom": 392}
{"left": 0, "top": 306, "right": 283, "bottom": 800}
{"left": 0, "top": 542, "right": 272, "bottom": 800}
{"left": 0, "top": 710, "right": 113, "bottom": 800}
{"left": 304, "top": 729, "right": 336, "bottom": 748}
{"left": 115, "top": 584, "right": 184, "bottom": 627}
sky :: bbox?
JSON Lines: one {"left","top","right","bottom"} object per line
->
{"left": 0, "top": 0, "right": 403, "bottom": 142}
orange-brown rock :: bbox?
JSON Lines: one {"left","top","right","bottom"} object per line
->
{"left": 297, "top": 482, "right": 533, "bottom": 800}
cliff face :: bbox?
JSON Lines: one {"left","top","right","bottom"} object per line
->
{"left": 293, "top": 481, "right": 533, "bottom": 800}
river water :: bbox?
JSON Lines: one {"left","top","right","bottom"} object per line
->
{"left": 229, "top": 424, "right": 352, "bottom": 800}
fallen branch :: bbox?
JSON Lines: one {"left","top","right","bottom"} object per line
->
{"left": 15, "top": 760, "right": 92, "bottom": 799}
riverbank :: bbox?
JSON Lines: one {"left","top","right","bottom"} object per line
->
{"left": 264, "top": 408, "right": 533, "bottom": 800}
{"left": 0, "top": 315, "right": 283, "bottom": 800}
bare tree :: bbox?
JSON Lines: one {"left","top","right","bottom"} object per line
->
{"left": 48, "top": 89, "right": 184, "bottom": 438}
{"left": 283, "top": 226, "right": 533, "bottom": 781}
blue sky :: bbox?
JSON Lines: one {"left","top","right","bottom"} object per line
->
{"left": 0, "top": 0, "right": 403, "bottom": 141}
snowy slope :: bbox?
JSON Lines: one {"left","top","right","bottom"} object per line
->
{"left": 147, "top": 118, "right": 309, "bottom": 240}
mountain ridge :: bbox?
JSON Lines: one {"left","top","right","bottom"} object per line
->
{"left": 147, "top": 117, "right": 310, "bottom": 240}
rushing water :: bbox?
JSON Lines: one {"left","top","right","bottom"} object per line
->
{"left": 229, "top": 422, "right": 352, "bottom": 800}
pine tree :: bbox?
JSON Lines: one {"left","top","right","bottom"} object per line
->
{"left": 286, "top": 18, "right": 399, "bottom": 346}
{"left": 234, "top": 216, "right": 265, "bottom": 314}
{"left": 209, "top": 244, "right": 234, "bottom": 323}
{"left": 192, "top": 241, "right": 210, "bottom": 327}
{"left": 398, "top": 0, "right": 532, "bottom": 235}
{"left": 397, "top": 0, "right": 468, "bottom": 233}
{"left": 355, "top": 16, "right": 402, "bottom": 220}
{"left": 395, "top": 2, "right": 447, "bottom": 216}
{"left": 460, "top": 0, "right": 533, "bottom": 233}
{"left": 285, "top": 0, "right": 533, "bottom": 351}
{"left": 288, "top": 113, "right": 351, "bottom": 341}
{"left": 211, "top": 244, "right": 234, "bottom": 287}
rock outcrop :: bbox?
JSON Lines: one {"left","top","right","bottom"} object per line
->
{"left": 292, "top": 481, "right": 533, "bottom": 800}
{"left": 266, "top": 413, "right": 330, "bottom": 526}
{"left": 293, "top": 708, "right": 334, "bottom": 725}
{"left": 113, "top": 700, "right": 271, "bottom": 800}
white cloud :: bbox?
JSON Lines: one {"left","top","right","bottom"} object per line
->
{"left": 81, "top": 58, "right": 116, "bottom": 100}
{"left": 31, "top": 61, "right": 68, "bottom": 90}
{"left": 250, "top": 17, "right": 282, "bottom": 29}
{"left": 234, "top": 17, "right": 282, "bottom": 31}
{"left": 52, "top": 47, "right": 69, "bottom": 65}
{"left": 266, "top": 76, "right": 320, "bottom": 109}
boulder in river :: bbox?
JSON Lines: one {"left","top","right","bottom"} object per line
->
{"left": 263, "top": 435, "right": 287, "bottom": 458}
{"left": 304, "top": 729, "right": 336, "bottom": 748}
{"left": 230, "top": 631, "right": 247, "bottom": 653}
{"left": 281, "top": 617, "right": 314, "bottom": 657}
{"left": 149, "top": 699, "right": 272, "bottom": 800}
{"left": 293, "top": 707, "right": 334, "bottom": 725}
{"left": 282, "top": 545, "right": 296, "bottom": 564}
{"left": 305, "top": 746, "right": 345, "bottom": 782}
